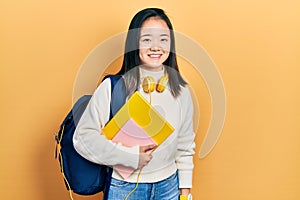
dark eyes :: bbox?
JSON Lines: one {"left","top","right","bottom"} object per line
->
{"left": 142, "top": 38, "right": 151, "bottom": 42}
{"left": 141, "top": 38, "right": 169, "bottom": 42}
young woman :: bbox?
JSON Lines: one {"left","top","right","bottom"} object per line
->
{"left": 73, "top": 8, "right": 195, "bottom": 200}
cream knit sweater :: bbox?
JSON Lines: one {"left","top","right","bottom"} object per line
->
{"left": 73, "top": 68, "right": 195, "bottom": 188}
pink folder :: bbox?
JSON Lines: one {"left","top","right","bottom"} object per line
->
{"left": 112, "top": 118, "right": 157, "bottom": 179}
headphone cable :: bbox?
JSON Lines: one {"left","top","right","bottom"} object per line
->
{"left": 124, "top": 168, "right": 143, "bottom": 200}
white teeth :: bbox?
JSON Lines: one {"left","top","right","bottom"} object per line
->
{"left": 149, "top": 54, "right": 161, "bottom": 58}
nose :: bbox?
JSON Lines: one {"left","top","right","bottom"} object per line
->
{"left": 150, "top": 46, "right": 160, "bottom": 51}
{"left": 150, "top": 39, "right": 161, "bottom": 51}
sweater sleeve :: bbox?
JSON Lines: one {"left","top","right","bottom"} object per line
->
{"left": 176, "top": 86, "right": 196, "bottom": 188}
{"left": 73, "top": 78, "right": 139, "bottom": 169}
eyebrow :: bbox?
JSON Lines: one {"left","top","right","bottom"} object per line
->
{"left": 160, "top": 34, "right": 170, "bottom": 37}
{"left": 140, "top": 33, "right": 170, "bottom": 37}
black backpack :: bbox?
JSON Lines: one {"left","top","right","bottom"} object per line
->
{"left": 54, "top": 75, "right": 126, "bottom": 199}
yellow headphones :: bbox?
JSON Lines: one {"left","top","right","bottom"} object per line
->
{"left": 142, "top": 71, "right": 169, "bottom": 93}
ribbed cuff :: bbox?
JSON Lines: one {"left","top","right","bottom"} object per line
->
{"left": 116, "top": 145, "right": 140, "bottom": 169}
{"left": 178, "top": 170, "right": 193, "bottom": 188}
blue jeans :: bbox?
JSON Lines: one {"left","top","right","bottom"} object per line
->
{"left": 107, "top": 172, "right": 179, "bottom": 200}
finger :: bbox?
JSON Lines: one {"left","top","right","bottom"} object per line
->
{"left": 148, "top": 154, "right": 153, "bottom": 161}
{"left": 145, "top": 144, "right": 157, "bottom": 151}
{"left": 140, "top": 145, "right": 153, "bottom": 152}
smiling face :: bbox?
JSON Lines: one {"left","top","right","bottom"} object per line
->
{"left": 139, "top": 17, "right": 171, "bottom": 71}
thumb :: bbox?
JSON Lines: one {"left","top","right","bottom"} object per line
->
{"left": 140, "top": 144, "right": 157, "bottom": 153}
{"left": 143, "top": 144, "right": 157, "bottom": 152}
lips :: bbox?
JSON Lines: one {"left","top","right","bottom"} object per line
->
{"left": 148, "top": 54, "right": 162, "bottom": 58}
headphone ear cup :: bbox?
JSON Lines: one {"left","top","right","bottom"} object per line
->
{"left": 142, "top": 76, "right": 156, "bottom": 93}
{"left": 156, "top": 74, "right": 168, "bottom": 93}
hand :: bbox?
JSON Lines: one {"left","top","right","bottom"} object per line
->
{"left": 138, "top": 144, "right": 156, "bottom": 169}
{"left": 180, "top": 188, "right": 190, "bottom": 196}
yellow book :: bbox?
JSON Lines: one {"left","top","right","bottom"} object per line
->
{"left": 102, "top": 91, "right": 174, "bottom": 146}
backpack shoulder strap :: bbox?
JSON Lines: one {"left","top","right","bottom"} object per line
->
{"left": 102, "top": 75, "right": 126, "bottom": 200}
{"left": 103, "top": 75, "right": 126, "bottom": 120}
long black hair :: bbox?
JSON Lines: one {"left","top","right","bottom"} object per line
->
{"left": 117, "top": 8, "right": 187, "bottom": 98}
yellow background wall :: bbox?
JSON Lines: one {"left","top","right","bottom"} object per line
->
{"left": 1, "top": 0, "right": 299, "bottom": 199}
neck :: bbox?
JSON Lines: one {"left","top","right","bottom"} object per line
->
{"left": 140, "top": 65, "right": 164, "bottom": 72}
